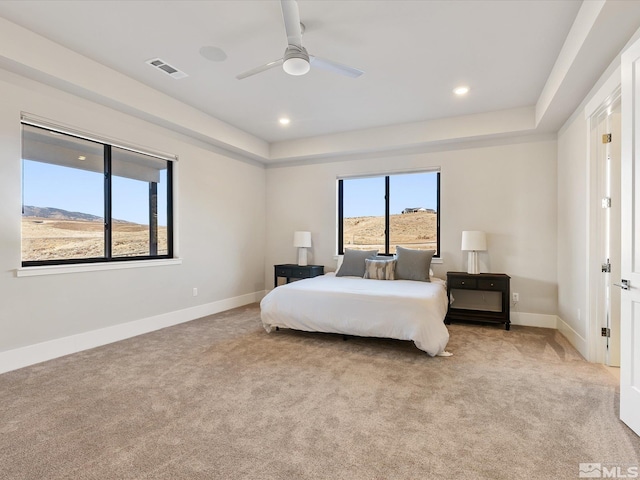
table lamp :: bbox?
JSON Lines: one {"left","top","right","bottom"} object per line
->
{"left": 293, "top": 231, "right": 312, "bottom": 266}
{"left": 461, "top": 231, "right": 487, "bottom": 274}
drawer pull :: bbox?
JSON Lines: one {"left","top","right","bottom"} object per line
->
{"left": 461, "top": 281, "right": 465, "bottom": 285}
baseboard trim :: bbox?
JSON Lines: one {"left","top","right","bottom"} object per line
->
{"left": 0, "top": 290, "right": 267, "bottom": 375}
{"left": 510, "top": 311, "right": 558, "bottom": 329}
{"left": 556, "top": 316, "right": 589, "bottom": 359}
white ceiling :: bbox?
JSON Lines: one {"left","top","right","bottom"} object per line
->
{"left": 1, "top": 0, "right": 639, "bottom": 164}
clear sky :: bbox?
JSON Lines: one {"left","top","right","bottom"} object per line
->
{"left": 23, "top": 161, "right": 168, "bottom": 225}
{"left": 24, "top": 162, "right": 434, "bottom": 224}
{"left": 343, "top": 171, "right": 438, "bottom": 217}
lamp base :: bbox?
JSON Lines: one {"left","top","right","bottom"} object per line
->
{"left": 467, "top": 251, "right": 479, "bottom": 274}
{"left": 297, "top": 247, "right": 308, "bottom": 266}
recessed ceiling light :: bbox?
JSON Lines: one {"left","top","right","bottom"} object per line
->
{"left": 279, "top": 118, "right": 291, "bottom": 125}
{"left": 78, "top": 156, "right": 86, "bottom": 161}
{"left": 454, "top": 86, "right": 470, "bottom": 95}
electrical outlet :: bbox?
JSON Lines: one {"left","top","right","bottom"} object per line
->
{"left": 192, "top": 287, "right": 198, "bottom": 297}
{"left": 512, "top": 292, "right": 519, "bottom": 303}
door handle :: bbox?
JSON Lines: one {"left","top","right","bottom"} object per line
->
{"left": 614, "top": 279, "right": 630, "bottom": 290}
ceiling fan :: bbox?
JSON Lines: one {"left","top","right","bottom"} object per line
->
{"left": 236, "top": 0, "right": 364, "bottom": 80}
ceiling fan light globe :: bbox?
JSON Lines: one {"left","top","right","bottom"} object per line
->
{"left": 283, "top": 57, "right": 310, "bottom": 76}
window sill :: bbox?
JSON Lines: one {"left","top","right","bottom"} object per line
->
{"left": 15, "top": 258, "right": 182, "bottom": 277}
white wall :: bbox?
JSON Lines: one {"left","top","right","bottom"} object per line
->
{"left": 265, "top": 136, "right": 558, "bottom": 323}
{"left": 0, "top": 68, "right": 266, "bottom": 361}
{"left": 557, "top": 110, "right": 589, "bottom": 350}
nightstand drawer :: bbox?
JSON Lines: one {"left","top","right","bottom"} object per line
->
{"left": 274, "top": 264, "right": 325, "bottom": 287}
{"left": 478, "top": 278, "right": 507, "bottom": 291}
{"left": 276, "top": 267, "right": 292, "bottom": 277}
{"left": 449, "top": 277, "right": 477, "bottom": 289}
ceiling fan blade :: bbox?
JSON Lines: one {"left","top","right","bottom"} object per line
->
{"left": 236, "top": 58, "right": 284, "bottom": 80}
{"left": 309, "top": 56, "right": 364, "bottom": 78}
{"left": 281, "top": 0, "right": 303, "bottom": 47}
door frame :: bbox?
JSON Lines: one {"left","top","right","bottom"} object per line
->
{"left": 587, "top": 90, "right": 621, "bottom": 365}
{"left": 585, "top": 73, "right": 621, "bottom": 364}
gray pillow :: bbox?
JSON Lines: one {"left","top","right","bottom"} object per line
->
{"left": 395, "top": 246, "right": 435, "bottom": 282}
{"left": 336, "top": 249, "right": 378, "bottom": 277}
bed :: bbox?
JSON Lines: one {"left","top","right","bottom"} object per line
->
{"left": 260, "top": 252, "right": 451, "bottom": 357}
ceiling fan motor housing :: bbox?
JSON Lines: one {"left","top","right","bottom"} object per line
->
{"left": 283, "top": 45, "right": 310, "bottom": 75}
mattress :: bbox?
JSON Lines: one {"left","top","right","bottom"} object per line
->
{"left": 260, "top": 272, "right": 450, "bottom": 356}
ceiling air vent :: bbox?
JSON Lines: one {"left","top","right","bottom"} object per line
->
{"left": 145, "top": 58, "right": 188, "bottom": 79}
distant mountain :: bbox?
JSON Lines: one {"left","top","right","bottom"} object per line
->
{"left": 23, "top": 206, "right": 133, "bottom": 224}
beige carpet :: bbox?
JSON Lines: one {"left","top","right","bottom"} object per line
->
{"left": 0, "top": 304, "right": 638, "bottom": 480}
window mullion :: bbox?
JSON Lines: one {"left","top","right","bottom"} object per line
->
{"left": 149, "top": 182, "right": 158, "bottom": 256}
{"left": 436, "top": 172, "right": 441, "bottom": 257}
{"left": 338, "top": 179, "right": 344, "bottom": 255}
{"left": 167, "top": 162, "right": 174, "bottom": 258}
{"left": 104, "top": 145, "right": 112, "bottom": 259}
{"left": 385, "top": 176, "right": 390, "bottom": 255}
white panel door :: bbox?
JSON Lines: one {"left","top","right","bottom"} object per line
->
{"left": 620, "top": 36, "right": 640, "bottom": 436}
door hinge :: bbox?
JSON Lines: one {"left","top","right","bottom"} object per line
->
{"left": 601, "top": 259, "right": 611, "bottom": 273}
{"left": 602, "top": 197, "right": 611, "bottom": 208}
{"left": 601, "top": 327, "right": 610, "bottom": 337}
{"left": 602, "top": 133, "right": 612, "bottom": 143}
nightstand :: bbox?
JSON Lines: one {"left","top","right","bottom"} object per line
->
{"left": 445, "top": 271, "right": 511, "bottom": 330}
{"left": 274, "top": 264, "right": 324, "bottom": 288}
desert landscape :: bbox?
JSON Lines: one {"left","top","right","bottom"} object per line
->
{"left": 22, "top": 207, "right": 433, "bottom": 261}
{"left": 343, "top": 211, "right": 437, "bottom": 252}
{"left": 21, "top": 207, "right": 167, "bottom": 262}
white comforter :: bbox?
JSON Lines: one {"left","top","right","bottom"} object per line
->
{"left": 260, "top": 273, "right": 450, "bottom": 356}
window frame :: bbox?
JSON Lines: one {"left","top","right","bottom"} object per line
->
{"left": 337, "top": 170, "right": 440, "bottom": 257}
{"left": 20, "top": 121, "right": 175, "bottom": 267}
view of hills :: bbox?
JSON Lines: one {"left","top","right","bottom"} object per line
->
{"left": 21, "top": 206, "right": 432, "bottom": 261}
{"left": 23, "top": 206, "right": 133, "bottom": 224}
{"left": 21, "top": 206, "right": 166, "bottom": 261}
{"left": 343, "top": 211, "right": 437, "bottom": 252}
{"left": 23, "top": 205, "right": 103, "bottom": 222}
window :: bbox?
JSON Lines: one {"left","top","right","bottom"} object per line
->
{"left": 338, "top": 171, "right": 439, "bottom": 256}
{"left": 21, "top": 122, "right": 173, "bottom": 266}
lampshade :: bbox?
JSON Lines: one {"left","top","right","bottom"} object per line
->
{"left": 293, "top": 231, "right": 312, "bottom": 248}
{"left": 461, "top": 231, "right": 487, "bottom": 251}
